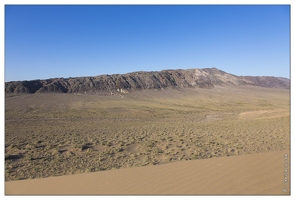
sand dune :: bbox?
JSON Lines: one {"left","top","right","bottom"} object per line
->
{"left": 5, "top": 150, "right": 290, "bottom": 195}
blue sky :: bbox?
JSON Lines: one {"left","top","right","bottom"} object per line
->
{"left": 5, "top": 5, "right": 290, "bottom": 81}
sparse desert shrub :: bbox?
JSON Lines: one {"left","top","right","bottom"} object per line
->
{"left": 5, "top": 88, "right": 290, "bottom": 181}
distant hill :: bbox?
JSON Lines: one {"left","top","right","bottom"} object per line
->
{"left": 5, "top": 68, "right": 290, "bottom": 94}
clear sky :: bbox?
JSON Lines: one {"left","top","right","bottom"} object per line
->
{"left": 5, "top": 5, "right": 290, "bottom": 81}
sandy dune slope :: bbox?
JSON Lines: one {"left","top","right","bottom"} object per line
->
{"left": 5, "top": 150, "right": 290, "bottom": 195}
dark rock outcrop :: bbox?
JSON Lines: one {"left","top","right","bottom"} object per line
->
{"left": 5, "top": 68, "right": 290, "bottom": 94}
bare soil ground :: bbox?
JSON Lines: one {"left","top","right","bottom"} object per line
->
{"left": 5, "top": 86, "right": 290, "bottom": 183}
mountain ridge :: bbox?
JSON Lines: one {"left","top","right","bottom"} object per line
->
{"left": 5, "top": 68, "right": 290, "bottom": 94}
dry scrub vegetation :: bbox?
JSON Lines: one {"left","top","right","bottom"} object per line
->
{"left": 5, "top": 86, "right": 290, "bottom": 181}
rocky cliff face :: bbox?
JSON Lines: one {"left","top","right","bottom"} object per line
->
{"left": 5, "top": 68, "right": 290, "bottom": 94}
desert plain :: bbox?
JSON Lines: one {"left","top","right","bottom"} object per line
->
{"left": 5, "top": 85, "right": 290, "bottom": 195}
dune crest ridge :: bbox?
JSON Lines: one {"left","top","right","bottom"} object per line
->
{"left": 5, "top": 150, "right": 290, "bottom": 195}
